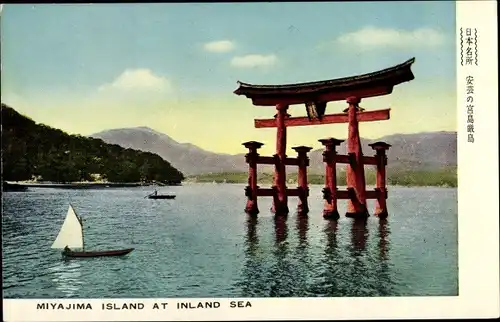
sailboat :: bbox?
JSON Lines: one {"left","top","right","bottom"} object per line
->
{"left": 51, "top": 204, "right": 134, "bottom": 258}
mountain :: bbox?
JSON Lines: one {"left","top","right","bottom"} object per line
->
{"left": 308, "top": 131, "right": 457, "bottom": 173}
{"left": 90, "top": 127, "right": 247, "bottom": 175}
{"left": 90, "top": 127, "right": 456, "bottom": 175}
{"left": 2, "top": 105, "right": 184, "bottom": 184}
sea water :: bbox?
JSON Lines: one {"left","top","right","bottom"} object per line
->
{"left": 2, "top": 184, "right": 457, "bottom": 298}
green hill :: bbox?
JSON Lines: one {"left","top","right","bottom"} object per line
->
{"left": 1, "top": 104, "right": 184, "bottom": 184}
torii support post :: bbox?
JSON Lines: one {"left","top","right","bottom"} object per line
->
{"left": 345, "top": 96, "right": 369, "bottom": 219}
{"left": 271, "top": 104, "right": 289, "bottom": 216}
{"left": 319, "top": 138, "right": 344, "bottom": 220}
{"left": 243, "top": 141, "right": 264, "bottom": 215}
{"left": 369, "top": 142, "right": 391, "bottom": 219}
{"left": 292, "top": 146, "right": 313, "bottom": 216}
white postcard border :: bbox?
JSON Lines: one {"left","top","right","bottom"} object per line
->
{"left": 2, "top": 1, "right": 499, "bottom": 321}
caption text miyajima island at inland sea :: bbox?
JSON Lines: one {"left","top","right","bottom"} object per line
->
{"left": 36, "top": 300, "right": 252, "bottom": 311}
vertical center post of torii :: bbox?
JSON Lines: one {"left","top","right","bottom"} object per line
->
{"left": 345, "top": 96, "right": 369, "bottom": 218}
{"left": 273, "top": 103, "right": 289, "bottom": 215}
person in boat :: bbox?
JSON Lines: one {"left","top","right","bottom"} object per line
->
{"left": 154, "top": 189, "right": 157, "bottom": 196}
{"left": 63, "top": 246, "right": 71, "bottom": 254}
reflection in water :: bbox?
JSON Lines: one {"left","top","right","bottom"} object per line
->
{"left": 269, "top": 216, "right": 295, "bottom": 297}
{"left": 325, "top": 220, "right": 339, "bottom": 250}
{"left": 238, "top": 213, "right": 396, "bottom": 297}
{"left": 296, "top": 215, "right": 309, "bottom": 247}
{"left": 379, "top": 219, "right": 389, "bottom": 261}
{"left": 238, "top": 215, "right": 295, "bottom": 297}
{"left": 374, "top": 219, "right": 395, "bottom": 296}
{"left": 311, "top": 220, "right": 340, "bottom": 296}
{"left": 246, "top": 215, "right": 258, "bottom": 251}
{"left": 315, "top": 218, "right": 397, "bottom": 297}
{"left": 350, "top": 218, "right": 369, "bottom": 255}
{"left": 274, "top": 216, "right": 287, "bottom": 244}
{"left": 48, "top": 260, "right": 83, "bottom": 298}
{"left": 348, "top": 219, "right": 370, "bottom": 296}
{"left": 238, "top": 215, "right": 262, "bottom": 296}
{"left": 344, "top": 218, "right": 395, "bottom": 296}
{"left": 293, "top": 215, "right": 311, "bottom": 296}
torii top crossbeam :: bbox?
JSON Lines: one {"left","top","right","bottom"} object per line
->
{"left": 234, "top": 58, "right": 415, "bottom": 106}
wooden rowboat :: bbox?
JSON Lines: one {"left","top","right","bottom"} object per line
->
{"left": 147, "top": 195, "right": 176, "bottom": 199}
{"left": 63, "top": 248, "right": 134, "bottom": 258}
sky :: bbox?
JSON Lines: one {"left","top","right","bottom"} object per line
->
{"left": 1, "top": 2, "right": 456, "bottom": 156}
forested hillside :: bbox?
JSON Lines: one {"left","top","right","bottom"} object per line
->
{"left": 1, "top": 104, "right": 184, "bottom": 184}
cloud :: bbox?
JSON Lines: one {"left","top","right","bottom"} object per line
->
{"left": 203, "top": 40, "right": 235, "bottom": 53}
{"left": 337, "top": 26, "right": 445, "bottom": 48}
{"left": 230, "top": 54, "right": 277, "bottom": 68}
{"left": 98, "top": 69, "right": 172, "bottom": 93}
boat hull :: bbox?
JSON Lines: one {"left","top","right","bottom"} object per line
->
{"left": 63, "top": 248, "right": 134, "bottom": 258}
{"left": 3, "top": 181, "right": 29, "bottom": 192}
{"left": 148, "top": 195, "right": 176, "bottom": 199}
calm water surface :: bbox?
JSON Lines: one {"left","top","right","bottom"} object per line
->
{"left": 2, "top": 184, "right": 457, "bottom": 298}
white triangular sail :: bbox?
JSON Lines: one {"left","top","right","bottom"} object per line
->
{"left": 51, "top": 205, "right": 84, "bottom": 249}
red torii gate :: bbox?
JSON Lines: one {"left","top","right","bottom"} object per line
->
{"left": 236, "top": 58, "right": 415, "bottom": 220}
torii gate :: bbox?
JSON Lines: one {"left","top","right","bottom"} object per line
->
{"left": 235, "top": 58, "right": 415, "bottom": 220}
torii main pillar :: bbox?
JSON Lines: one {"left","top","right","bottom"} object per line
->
{"left": 345, "top": 96, "right": 369, "bottom": 219}
{"left": 271, "top": 104, "right": 289, "bottom": 216}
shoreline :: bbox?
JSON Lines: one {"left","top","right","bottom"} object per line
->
{"left": 4, "top": 181, "right": 455, "bottom": 190}
{"left": 3, "top": 181, "right": 180, "bottom": 190}
{"left": 183, "top": 182, "right": 456, "bottom": 188}
{"left": 3, "top": 177, "right": 457, "bottom": 191}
